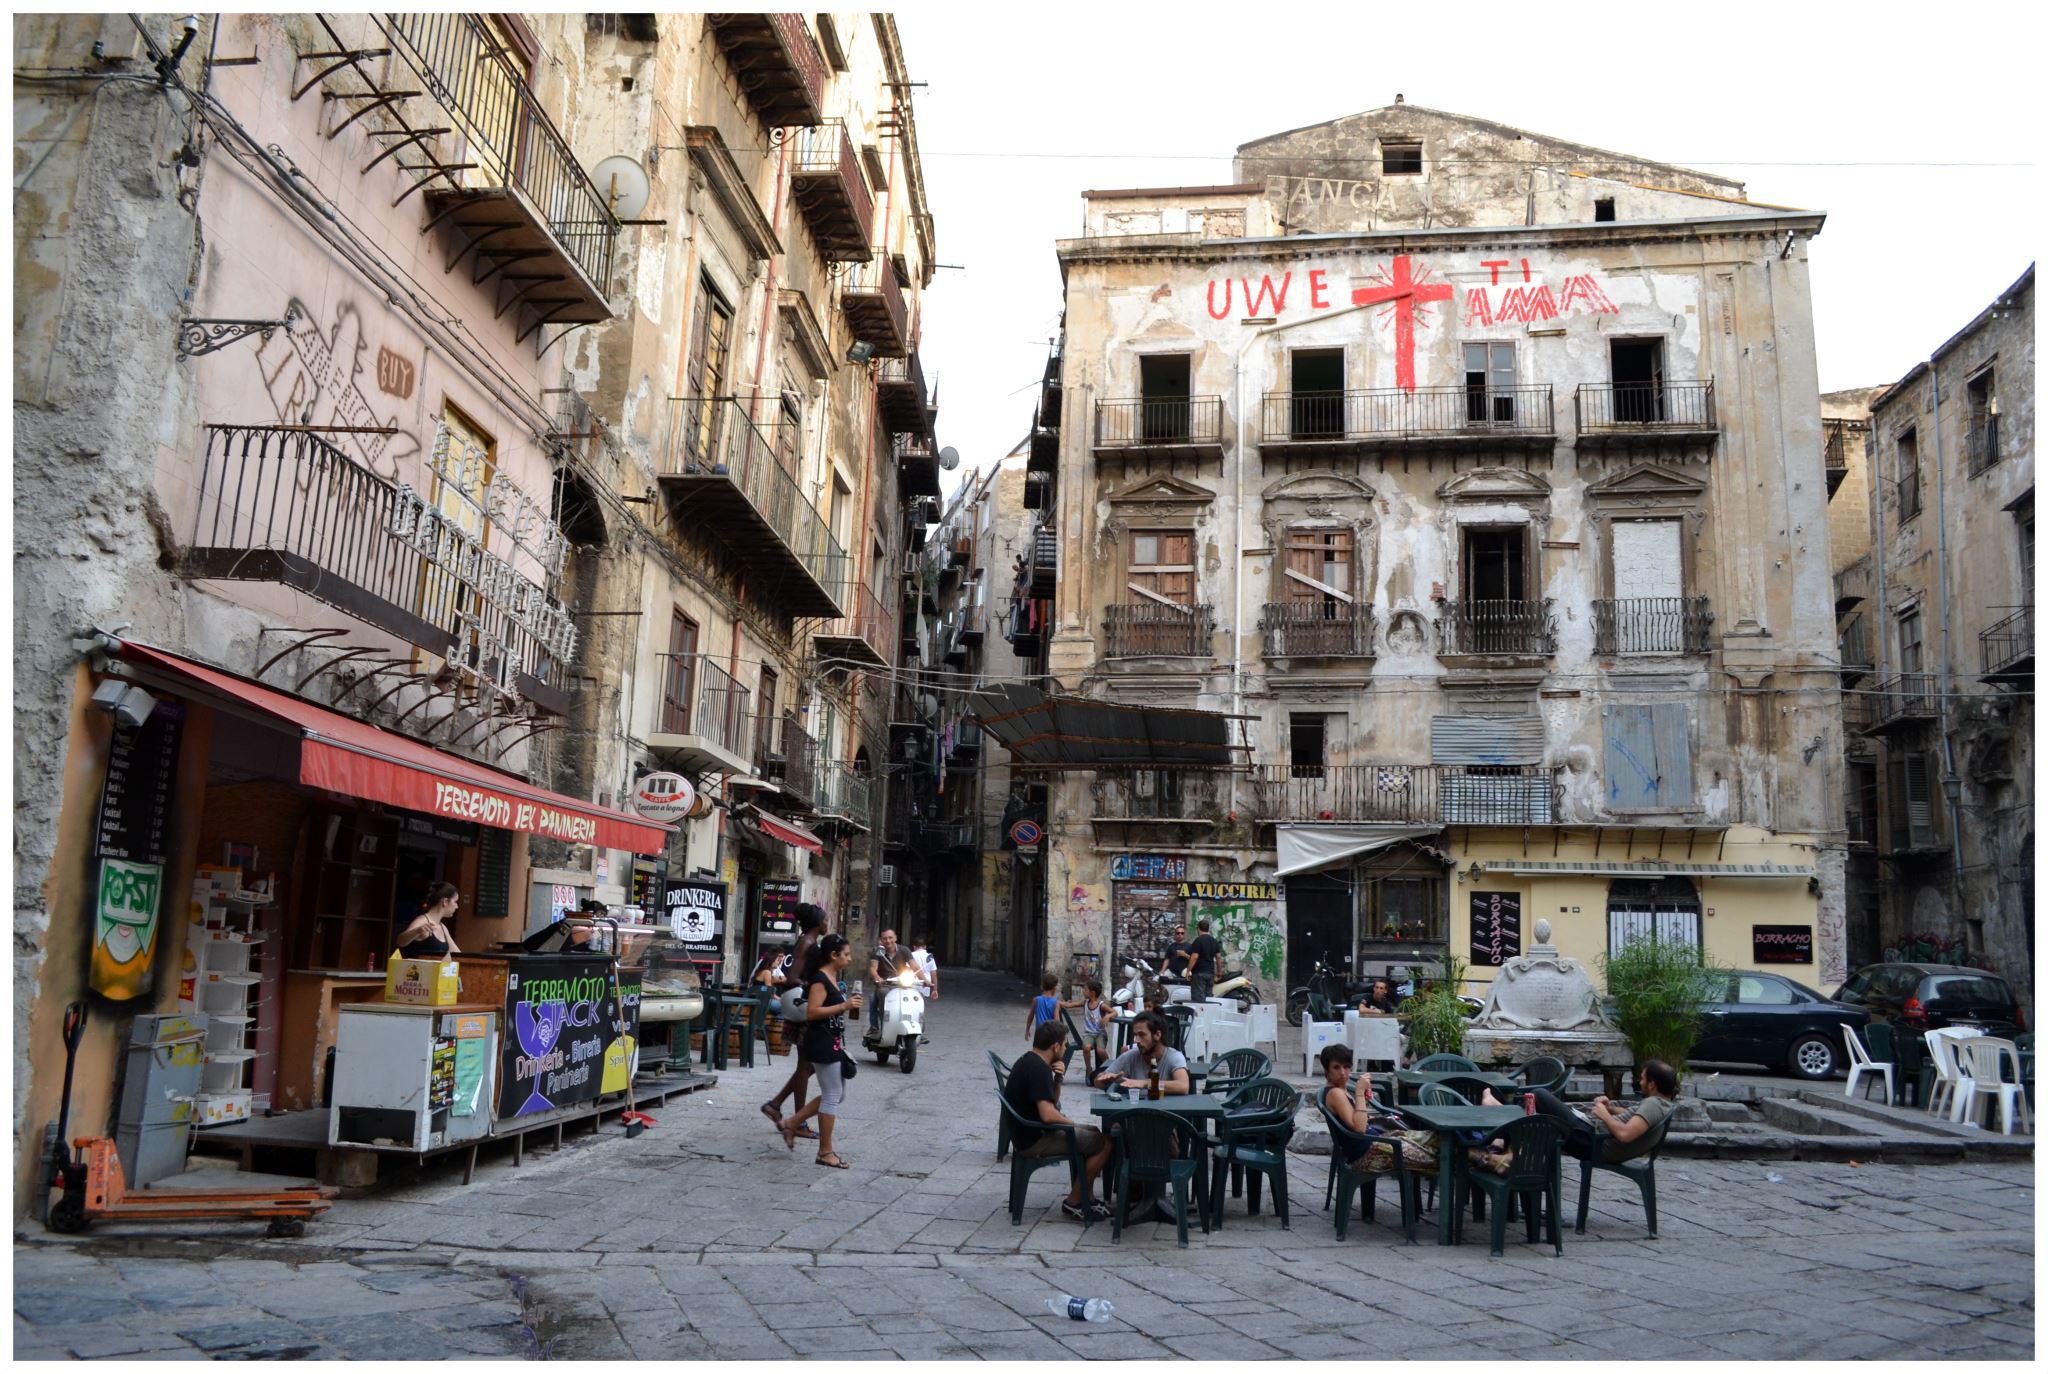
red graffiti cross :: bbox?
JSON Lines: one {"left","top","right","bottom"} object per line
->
{"left": 1351, "top": 255, "right": 1451, "bottom": 391}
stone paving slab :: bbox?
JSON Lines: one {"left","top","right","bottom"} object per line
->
{"left": 13, "top": 969, "right": 2035, "bottom": 1358}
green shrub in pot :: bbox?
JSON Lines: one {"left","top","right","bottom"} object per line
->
{"left": 1599, "top": 936, "right": 1727, "bottom": 1079}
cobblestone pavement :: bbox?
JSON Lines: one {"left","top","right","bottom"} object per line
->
{"left": 13, "top": 970, "right": 2035, "bottom": 1359}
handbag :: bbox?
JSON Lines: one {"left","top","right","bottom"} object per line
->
{"left": 838, "top": 1048, "right": 858, "bottom": 1080}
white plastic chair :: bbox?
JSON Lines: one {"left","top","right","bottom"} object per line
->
{"left": 1923, "top": 1027, "right": 1984, "bottom": 1122}
{"left": 1842, "top": 1026, "right": 1894, "bottom": 1103}
{"left": 1245, "top": 1002, "right": 1279, "bottom": 1055}
{"left": 1303, "top": 1012, "right": 1345, "bottom": 1076}
{"left": 1346, "top": 1013, "right": 1404, "bottom": 1073}
{"left": 1956, "top": 1037, "right": 2032, "bottom": 1135}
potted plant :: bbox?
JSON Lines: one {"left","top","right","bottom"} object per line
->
{"left": 1598, "top": 937, "right": 1727, "bottom": 1081}
{"left": 1397, "top": 951, "right": 1476, "bottom": 1061}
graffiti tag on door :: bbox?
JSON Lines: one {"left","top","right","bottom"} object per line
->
{"left": 1192, "top": 901, "right": 1284, "bottom": 981}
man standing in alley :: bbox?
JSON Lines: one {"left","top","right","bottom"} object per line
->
{"left": 1187, "top": 919, "right": 1222, "bottom": 1004}
{"left": 907, "top": 934, "right": 937, "bottom": 1045}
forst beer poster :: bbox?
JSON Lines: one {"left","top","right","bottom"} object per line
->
{"left": 498, "top": 956, "right": 641, "bottom": 1120}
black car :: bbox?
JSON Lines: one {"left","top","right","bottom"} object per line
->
{"left": 1833, "top": 963, "right": 2025, "bottom": 1040}
{"left": 1689, "top": 971, "right": 1870, "bottom": 1079}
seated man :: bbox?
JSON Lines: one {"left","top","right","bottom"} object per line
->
{"left": 1007, "top": 1022, "right": 1113, "bottom": 1221}
{"left": 1356, "top": 977, "right": 1400, "bottom": 1016}
{"left": 1319, "top": 1044, "right": 1438, "bottom": 1174}
{"left": 1485, "top": 1059, "right": 1679, "bottom": 1164}
{"left": 1091, "top": 1010, "right": 1190, "bottom": 1096}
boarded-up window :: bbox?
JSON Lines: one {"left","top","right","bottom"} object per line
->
{"left": 1127, "top": 530, "right": 1195, "bottom": 606}
{"left": 1430, "top": 716, "right": 1545, "bottom": 766}
{"left": 1604, "top": 704, "right": 1691, "bottom": 811}
{"left": 1284, "top": 527, "right": 1353, "bottom": 609}
{"left": 1888, "top": 754, "right": 1937, "bottom": 851}
{"left": 1432, "top": 716, "right": 1550, "bottom": 823}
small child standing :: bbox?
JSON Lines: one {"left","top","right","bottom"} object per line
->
{"left": 1073, "top": 981, "right": 1109, "bottom": 1081}
{"left": 1027, "top": 973, "right": 1062, "bottom": 1042}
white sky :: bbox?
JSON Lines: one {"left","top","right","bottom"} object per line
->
{"left": 902, "top": 0, "right": 2041, "bottom": 486}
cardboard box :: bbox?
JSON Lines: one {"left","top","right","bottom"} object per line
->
{"left": 385, "top": 955, "right": 461, "bottom": 1006}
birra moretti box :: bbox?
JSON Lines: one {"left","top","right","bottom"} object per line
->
{"left": 385, "top": 954, "right": 461, "bottom": 1006}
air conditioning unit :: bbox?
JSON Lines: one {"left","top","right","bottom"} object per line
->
{"left": 878, "top": 864, "right": 897, "bottom": 885}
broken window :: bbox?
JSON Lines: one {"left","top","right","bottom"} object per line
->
{"left": 1284, "top": 527, "right": 1354, "bottom": 611}
{"left": 1462, "top": 341, "right": 1516, "bottom": 424}
{"left": 1967, "top": 367, "right": 2000, "bottom": 474}
{"left": 1289, "top": 348, "right": 1345, "bottom": 437}
{"left": 1381, "top": 140, "right": 1422, "bottom": 176}
{"left": 1463, "top": 527, "right": 1527, "bottom": 605}
{"left": 1897, "top": 607, "right": 1923, "bottom": 677}
{"left": 1289, "top": 714, "right": 1327, "bottom": 780}
{"left": 1138, "top": 353, "right": 1192, "bottom": 442}
{"left": 1608, "top": 338, "right": 1665, "bottom": 423}
{"left": 1594, "top": 197, "right": 1616, "bottom": 222}
{"left": 1895, "top": 426, "right": 1921, "bottom": 522}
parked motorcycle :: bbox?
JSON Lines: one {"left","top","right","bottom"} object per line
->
{"left": 1158, "top": 963, "right": 1263, "bottom": 1012}
{"left": 1286, "top": 953, "right": 1373, "bottom": 1026}
{"left": 862, "top": 968, "right": 926, "bottom": 1073}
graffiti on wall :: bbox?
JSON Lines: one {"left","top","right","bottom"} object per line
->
{"left": 1109, "top": 854, "right": 1187, "bottom": 881}
{"left": 255, "top": 297, "right": 420, "bottom": 478}
{"left": 1193, "top": 901, "right": 1285, "bottom": 981}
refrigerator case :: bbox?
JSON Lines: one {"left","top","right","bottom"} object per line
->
{"left": 330, "top": 1004, "right": 498, "bottom": 1152}
{"left": 114, "top": 1013, "right": 208, "bottom": 1187}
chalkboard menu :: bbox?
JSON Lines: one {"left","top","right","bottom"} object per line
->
{"left": 664, "top": 878, "right": 726, "bottom": 962}
{"left": 758, "top": 878, "right": 802, "bottom": 947}
{"left": 497, "top": 954, "right": 639, "bottom": 1121}
{"left": 90, "top": 700, "right": 184, "bottom": 1001}
{"left": 1469, "top": 890, "right": 1523, "bottom": 967}
{"left": 475, "top": 827, "right": 513, "bottom": 920}
{"left": 1752, "top": 925, "right": 1814, "bottom": 964}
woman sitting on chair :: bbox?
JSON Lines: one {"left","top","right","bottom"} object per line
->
{"left": 1320, "top": 1044, "right": 1437, "bottom": 1174}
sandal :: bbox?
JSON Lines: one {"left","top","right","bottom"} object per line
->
{"left": 816, "top": 1152, "right": 850, "bottom": 1169}
{"left": 760, "top": 1102, "right": 784, "bottom": 1127}
{"left": 791, "top": 1125, "right": 819, "bottom": 1139}
{"left": 779, "top": 1119, "right": 799, "bottom": 1152}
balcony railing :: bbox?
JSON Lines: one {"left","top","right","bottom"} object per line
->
{"left": 815, "top": 579, "right": 892, "bottom": 667}
{"left": 788, "top": 119, "right": 873, "bottom": 261}
{"left": 1574, "top": 382, "right": 1718, "bottom": 436}
{"left": 1092, "top": 769, "right": 1226, "bottom": 821}
{"left": 1981, "top": 606, "right": 2032, "bottom": 681}
{"left": 1248, "top": 764, "right": 1558, "bottom": 825}
{"left": 655, "top": 396, "right": 845, "bottom": 610}
{"left": 1967, "top": 416, "right": 2002, "bottom": 477}
{"left": 1260, "top": 386, "right": 1554, "bottom": 448}
{"left": 380, "top": 14, "right": 615, "bottom": 297}
{"left": 1093, "top": 397, "right": 1226, "bottom": 454}
{"left": 655, "top": 653, "right": 751, "bottom": 758}
{"left": 841, "top": 254, "right": 909, "bottom": 356}
{"left": 876, "top": 351, "right": 930, "bottom": 436}
{"left": 1823, "top": 419, "right": 1850, "bottom": 496}
{"left": 1438, "top": 599, "right": 1556, "bottom": 657}
{"left": 1105, "top": 602, "right": 1215, "bottom": 658}
{"left": 776, "top": 710, "right": 818, "bottom": 804}
{"left": 706, "top": 13, "right": 826, "bottom": 128}
{"left": 185, "top": 424, "right": 572, "bottom": 710}
{"left": 1262, "top": 601, "right": 1376, "bottom": 658}
{"left": 1839, "top": 614, "right": 1873, "bottom": 685}
{"left": 1592, "top": 597, "right": 1712, "bottom": 655}
{"left": 1872, "top": 674, "right": 1940, "bottom": 729}
{"left": 814, "top": 761, "right": 873, "bottom": 829}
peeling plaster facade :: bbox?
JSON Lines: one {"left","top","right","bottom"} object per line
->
{"left": 1034, "top": 105, "right": 1843, "bottom": 1012}
{"left": 1861, "top": 266, "right": 2034, "bottom": 1002}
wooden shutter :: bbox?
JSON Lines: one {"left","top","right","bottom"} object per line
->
{"left": 1605, "top": 704, "right": 1690, "bottom": 810}
{"left": 1889, "top": 754, "right": 1936, "bottom": 850}
{"left": 663, "top": 610, "right": 696, "bottom": 733}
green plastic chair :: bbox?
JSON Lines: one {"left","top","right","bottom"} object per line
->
{"left": 1160, "top": 1004, "right": 1196, "bottom": 1054}
{"left": 1306, "top": 990, "right": 1337, "bottom": 1022}
{"left": 1419, "top": 1082, "right": 1471, "bottom": 1107}
{"left": 1315, "top": 1097, "right": 1425, "bottom": 1243}
{"left": 992, "top": 1091, "right": 1091, "bottom": 1228}
{"left": 1207, "top": 1079, "right": 1298, "bottom": 1231}
{"left": 1108, "top": 1107, "right": 1211, "bottom": 1248}
{"left": 1512, "top": 1055, "right": 1570, "bottom": 1094}
{"left": 724, "top": 986, "right": 769, "bottom": 1069}
{"left": 1455, "top": 1115, "right": 1568, "bottom": 1257}
{"left": 1206, "top": 1048, "right": 1273, "bottom": 1100}
{"left": 988, "top": 1051, "right": 1013, "bottom": 1159}
{"left": 1438, "top": 1074, "right": 1498, "bottom": 1105}
{"left": 1575, "top": 1113, "right": 1673, "bottom": 1238}
{"left": 693, "top": 986, "right": 729, "bottom": 1071}
{"left": 1414, "top": 1053, "right": 1480, "bottom": 1074}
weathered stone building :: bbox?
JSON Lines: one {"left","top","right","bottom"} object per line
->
{"left": 1031, "top": 102, "right": 1845, "bottom": 1019}
{"left": 1858, "top": 266, "right": 2034, "bottom": 1000}
{"left": 1822, "top": 386, "right": 1886, "bottom": 968}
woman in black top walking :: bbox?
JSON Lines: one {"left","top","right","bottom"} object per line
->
{"left": 780, "top": 934, "right": 862, "bottom": 1168}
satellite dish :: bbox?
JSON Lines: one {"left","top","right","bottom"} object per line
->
{"left": 591, "top": 155, "right": 651, "bottom": 221}
{"left": 919, "top": 692, "right": 940, "bottom": 719}
{"left": 938, "top": 446, "right": 961, "bottom": 471}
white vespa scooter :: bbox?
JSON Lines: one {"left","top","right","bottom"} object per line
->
{"left": 862, "top": 967, "right": 926, "bottom": 1073}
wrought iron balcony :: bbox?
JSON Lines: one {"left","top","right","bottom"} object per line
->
{"left": 1023, "top": 470, "right": 1054, "bottom": 510}
{"left": 1867, "top": 674, "right": 1940, "bottom": 733}
{"left": 651, "top": 654, "right": 752, "bottom": 774}
{"left": 379, "top": 14, "right": 616, "bottom": 339}
{"left": 923, "top": 820, "right": 977, "bottom": 853}
{"left": 1249, "top": 764, "right": 1558, "bottom": 826}
{"left": 1259, "top": 386, "right": 1554, "bottom": 455}
{"left": 1838, "top": 613, "right": 1874, "bottom": 687}
{"left": 1592, "top": 597, "right": 1712, "bottom": 655}
{"left": 777, "top": 709, "right": 819, "bottom": 808}
{"left": 654, "top": 395, "right": 845, "bottom": 617}
{"left": 957, "top": 604, "right": 986, "bottom": 647}
{"left": 814, "top": 579, "right": 892, "bottom": 670}
{"left": 1093, "top": 397, "right": 1225, "bottom": 459}
{"left": 706, "top": 13, "right": 826, "bottom": 128}
{"left": 813, "top": 761, "right": 873, "bottom": 831}
{"left": 1007, "top": 602, "right": 1044, "bottom": 657}
{"left": 1981, "top": 606, "right": 2033, "bottom": 685}
{"left": 184, "top": 424, "right": 573, "bottom": 713}
{"left": 1262, "top": 602, "right": 1376, "bottom": 658}
{"left": 1823, "top": 418, "right": 1851, "bottom": 497}
{"left": 1105, "top": 603, "right": 1215, "bottom": 658}
{"left": 1438, "top": 599, "right": 1556, "bottom": 658}
{"left": 788, "top": 120, "right": 873, "bottom": 262}
{"left": 1028, "top": 423, "right": 1059, "bottom": 473}
{"left": 841, "top": 254, "right": 909, "bottom": 356}
{"left": 1967, "top": 416, "right": 2003, "bottom": 477}
{"left": 895, "top": 431, "right": 941, "bottom": 498}
{"left": 1574, "top": 382, "right": 1719, "bottom": 446}
{"left": 1024, "top": 525, "right": 1057, "bottom": 599}
{"left": 876, "top": 351, "right": 930, "bottom": 436}
{"left": 1091, "top": 769, "right": 1225, "bottom": 823}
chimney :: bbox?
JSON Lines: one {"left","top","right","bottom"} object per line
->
{"left": 1394, "top": 93, "right": 1405, "bottom": 105}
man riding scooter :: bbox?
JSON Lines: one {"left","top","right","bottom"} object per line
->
{"left": 862, "top": 929, "right": 928, "bottom": 1070}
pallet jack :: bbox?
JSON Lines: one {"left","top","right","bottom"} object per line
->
{"left": 46, "top": 1001, "right": 336, "bottom": 1238}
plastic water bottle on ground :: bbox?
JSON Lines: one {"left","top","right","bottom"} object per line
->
{"left": 1046, "top": 1295, "right": 1113, "bottom": 1322}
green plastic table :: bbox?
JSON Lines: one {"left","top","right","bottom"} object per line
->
{"left": 1091, "top": 1092, "right": 1233, "bottom": 1226}
{"left": 1393, "top": 1069, "right": 1522, "bottom": 1105}
{"left": 1391, "top": 1101, "right": 1525, "bottom": 1245}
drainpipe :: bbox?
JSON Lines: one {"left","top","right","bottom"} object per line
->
{"left": 1231, "top": 300, "right": 1377, "bottom": 813}
{"left": 1926, "top": 370, "right": 1964, "bottom": 889}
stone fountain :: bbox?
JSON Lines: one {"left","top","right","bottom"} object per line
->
{"left": 1463, "top": 919, "right": 1635, "bottom": 1097}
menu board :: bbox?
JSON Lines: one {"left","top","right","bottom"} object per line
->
{"left": 496, "top": 955, "right": 640, "bottom": 1121}
{"left": 758, "top": 878, "right": 802, "bottom": 947}
{"left": 1752, "top": 925, "right": 1814, "bottom": 964}
{"left": 664, "top": 878, "right": 727, "bottom": 962}
{"left": 90, "top": 699, "right": 185, "bottom": 1001}
{"left": 1469, "top": 891, "right": 1523, "bottom": 967}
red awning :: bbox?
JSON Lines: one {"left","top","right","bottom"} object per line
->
{"left": 116, "top": 641, "right": 673, "bottom": 854}
{"left": 744, "top": 807, "right": 824, "bottom": 855}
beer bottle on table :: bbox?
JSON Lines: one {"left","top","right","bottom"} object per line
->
{"left": 1147, "top": 1064, "right": 1162, "bottom": 1101}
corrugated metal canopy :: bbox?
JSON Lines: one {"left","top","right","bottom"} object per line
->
{"left": 970, "top": 684, "right": 1241, "bottom": 770}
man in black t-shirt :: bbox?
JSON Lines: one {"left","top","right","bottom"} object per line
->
{"left": 866, "top": 929, "right": 904, "bottom": 1038}
{"left": 1187, "top": 920, "right": 1222, "bottom": 1002}
{"left": 1165, "top": 925, "right": 1193, "bottom": 981}
{"left": 1006, "top": 1023, "right": 1113, "bottom": 1221}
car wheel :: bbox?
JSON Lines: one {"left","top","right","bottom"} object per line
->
{"left": 1788, "top": 1033, "right": 1840, "bottom": 1080}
